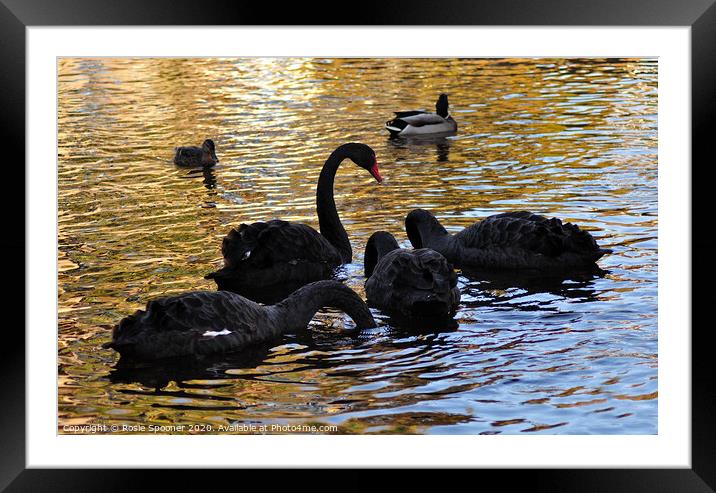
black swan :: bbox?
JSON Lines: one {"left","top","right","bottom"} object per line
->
{"left": 385, "top": 94, "right": 457, "bottom": 137}
{"left": 174, "top": 139, "right": 218, "bottom": 167}
{"left": 364, "top": 231, "right": 460, "bottom": 319}
{"left": 206, "top": 143, "right": 382, "bottom": 303}
{"left": 405, "top": 209, "right": 612, "bottom": 272}
{"left": 104, "top": 280, "right": 376, "bottom": 362}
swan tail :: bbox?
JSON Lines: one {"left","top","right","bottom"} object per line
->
{"left": 104, "top": 312, "right": 142, "bottom": 352}
{"left": 204, "top": 265, "right": 236, "bottom": 284}
{"left": 102, "top": 340, "right": 134, "bottom": 351}
{"left": 593, "top": 248, "right": 613, "bottom": 261}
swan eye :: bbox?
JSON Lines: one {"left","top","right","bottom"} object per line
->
{"left": 242, "top": 250, "right": 251, "bottom": 260}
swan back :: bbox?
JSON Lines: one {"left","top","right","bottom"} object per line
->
{"left": 453, "top": 211, "right": 612, "bottom": 270}
{"left": 205, "top": 220, "right": 343, "bottom": 302}
{"left": 106, "top": 290, "right": 273, "bottom": 361}
{"left": 406, "top": 209, "right": 610, "bottom": 271}
{"left": 218, "top": 220, "right": 341, "bottom": 269}
{"left": 456, "top": 211, "right": 603, "bottom": 257}
{"left": 365, "top": 243, "right": 460, "bottom": 319}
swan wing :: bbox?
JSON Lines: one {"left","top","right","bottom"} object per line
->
{"left": 142, "top": 291, "right": 255, "bottom": 336}
{"left": 366, "top": 249, "right": 459, "bottom": 317}
{"left": 456, "top": 212, "right": 601, "bottom": 256}
{"left": 220, "top": 220, "right": 340, "bottom": 269}
{"left": 395, "top": 249, "right": 457, "bottom": 293}
{"left": 374, "top": 249, "right": 456, "bottom": 293}
{"left": 110, "top": 291, "right": 266, "bottom": 359}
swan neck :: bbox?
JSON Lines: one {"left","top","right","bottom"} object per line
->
{"left": 365, "top": 233, "right": 400, "bottom": 278}
{"left": 317, "top": 149, "right": 352, "bottom": 262}
{"left": 274, "top": 281, "right": 375, "bottom": 332}
{"left": 407, "top": 215, "right": 451, "bottom": 251}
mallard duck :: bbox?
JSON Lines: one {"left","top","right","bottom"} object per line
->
{"left": 173, "top": 139, "right": 218, "bottom": 167}
{"left": 385, "top": 94, "right": 457, "bottom": 137}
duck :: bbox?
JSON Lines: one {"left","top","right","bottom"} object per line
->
{"left": 385, "top": 94, "right": 457, "bottom": 137}
{"left": 173, "top": 139, "right": 218, "bottom": 167}
{"left": 364, "top": 231, "right": 460, "bottom": 319}
{"left": 104, "top": 280, "right": 376, "bottom": 361}
{"left": 405, "top": 209, "right": 612, "bottom": 272}
{"left": 206, "top": 143, "right": 382, "bottom": 304}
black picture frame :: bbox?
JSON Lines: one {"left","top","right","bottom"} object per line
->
{"left": 2, "top": 0, "right": 712, "bottom": 490}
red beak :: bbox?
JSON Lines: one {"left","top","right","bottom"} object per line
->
{"left": 369, "top": 161, "right": 383, "bottom": 183}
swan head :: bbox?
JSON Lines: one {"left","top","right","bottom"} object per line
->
{"left": 405, "top": 209, "right": 449, "bottom": 249}
{"left": 364, "top": 231, "right": 400, "bottom": 278}
{"left": 436, "top": 94, "right": 449, "bottom": 118}
{"left": 342, "top": 143, "right": 382, "bottom": 183}
{"left": 202, "top": 139, "right": 219, "bottom": 164}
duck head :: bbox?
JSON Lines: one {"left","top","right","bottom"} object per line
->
{"left": 436, "top": 94, "right": 449, "bottom": 118}
{"left": 202, "top": 139, "right": 219, "bottom": 165}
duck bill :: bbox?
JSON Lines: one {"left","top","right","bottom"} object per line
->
{"left": 369, "top": 163, "right": 383, "bottom": 183}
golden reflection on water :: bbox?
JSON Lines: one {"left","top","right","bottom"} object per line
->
{"left": 58, "top": 58, "right": 657, "bottom": 434}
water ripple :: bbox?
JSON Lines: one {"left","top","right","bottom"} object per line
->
{"left": 58, "top": 57, "right": 657, "bottom": 434}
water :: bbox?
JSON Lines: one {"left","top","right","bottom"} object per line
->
{"left": 58, "top": 58, "right": 657, "bottom": 434}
